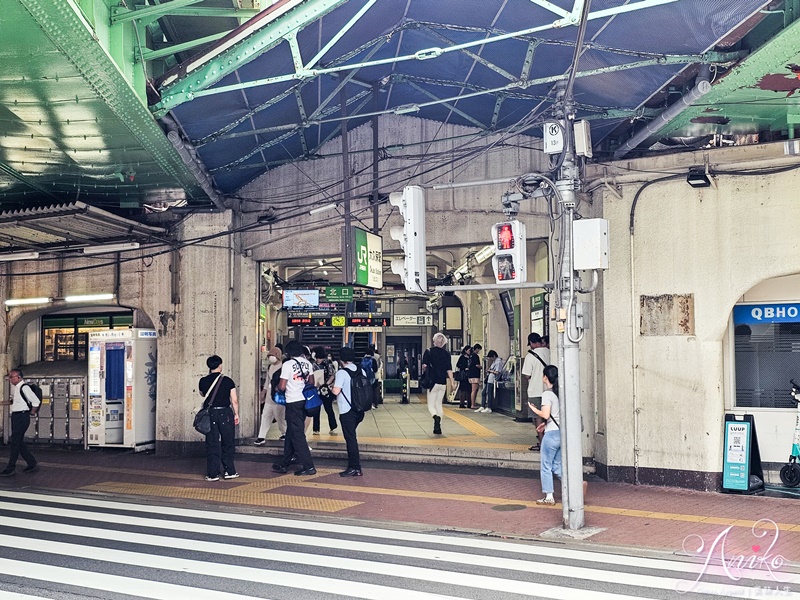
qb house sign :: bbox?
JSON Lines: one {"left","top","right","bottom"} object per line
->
{"left": 733, "top": 303, "right": 800, "bottom": 324}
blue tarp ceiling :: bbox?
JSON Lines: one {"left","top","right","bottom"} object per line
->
{"left": 157, "top": 0, "right": 769, "bottom": 194}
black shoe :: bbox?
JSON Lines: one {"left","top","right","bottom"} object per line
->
{"left": 340, "top": 468, "right": 362, "bottom": 477}
{"left": 271, "top": 464, "right": 288, "bottom": 474}
{"left": 0, "top": 467, "right": 15, "bottom": 477}
{"left": 23, "top": 464, "right": 38, "bottom": 474}
{"left": 433, "top": 415, "right": 442, "bottom": 435}
{"left": 294, "top": 467, "right": 317, "bottom": 476}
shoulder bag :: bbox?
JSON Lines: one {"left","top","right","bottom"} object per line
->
{"left": 293, "top": 359, "right": 323, "bottom": 410}
{"left": 193, "top": 374, "right": 222, "bottom": 435}
{"left": 418, "top": 348, "right": 435, "bottom": 390}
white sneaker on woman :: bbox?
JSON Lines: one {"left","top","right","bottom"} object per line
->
{"left": 483, "top": 408, "right": 492, "bottom": 413}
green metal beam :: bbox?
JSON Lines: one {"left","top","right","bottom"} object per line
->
{"left": 139, "top": 31, "right": 228, "bottom": 62}
{"left": 152, "top": 0, "right": 350, "bottom": 117}
{"left": 110, "top": 0, "right": 203, "bottom": 26}
{"left": 16, "top": 0, "right": 217, "bottom": 206}
{"left": 641, "top": 17, "right": 800, "bottom": 142}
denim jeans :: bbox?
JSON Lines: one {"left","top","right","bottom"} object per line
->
{"left": 480, "top": 382, "right": 495, "bottom": 409}
{"left": 540, "top": 429, "right": 562, "bottom": 494}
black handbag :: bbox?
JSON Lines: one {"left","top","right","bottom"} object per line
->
{"left": 419, "top": 368, "right": 435, "bottom": 390}
{"left": 194, "top": 374, "right": 222, "bottom": 435}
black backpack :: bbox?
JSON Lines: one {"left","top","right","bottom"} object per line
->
{"left": 22, "top": 382, "right": 43, "bottom": 412}
{"left": 342, "top": 367, "right": 373, "bottom": 412}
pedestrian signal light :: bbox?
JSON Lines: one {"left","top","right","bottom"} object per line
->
{"left": 491, "top": 220, "right": 527, "bottom": 285}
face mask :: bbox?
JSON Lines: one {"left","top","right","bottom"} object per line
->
{"left": 268, "top": 355, "right": 278, "bottom": 364}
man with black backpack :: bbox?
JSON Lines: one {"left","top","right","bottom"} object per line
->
{"left": 332, "top": 346, "right": 373, "bottom": 477}
{"left": 1, "top": 369, "right": 41, "bottom": 476}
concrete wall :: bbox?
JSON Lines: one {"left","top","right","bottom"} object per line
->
{"left": 0, "top": 212, "right": 259, "bottom": 455}
{"left": 596, "top": 149, "right": 800, "bottom": 488}
{"left": 239, "top": 114, "right": 550, "bottom": 261}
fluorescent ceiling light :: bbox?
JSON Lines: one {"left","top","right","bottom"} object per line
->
{"left": 0, "top": 251, "right": 39, "bottom": 262}
{"left": 4, "top": 297, "right": 52, "bottom": 307}
{"left": 309, "top": 203, "right": 337, "bottom": 215}
{"left": 82, "top": 242, "right": 140, "bottom": 255}
{"left": 64, "top": 293, "right": 115, "bottom": 303}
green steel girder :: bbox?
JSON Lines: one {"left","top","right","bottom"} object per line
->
{"left": 138, "top": 31, "right": 228, "bottom": 63}
{"left": 15, "top": 0, "right": 216, "bottom": 206}
{"left": 110, "top": 0, "right": 203, "bottom": 26}
{"left": 153, "top": 0, "right": 350, "bottom": 117}
{"left": 637, "top": 17, "right": 800, "bottom": 143}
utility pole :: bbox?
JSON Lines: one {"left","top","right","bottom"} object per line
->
{"left": 552, "top": 81, "right": 585, "bottom": 530}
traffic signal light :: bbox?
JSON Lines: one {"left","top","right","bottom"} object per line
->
{"left": 491, "top": 220, "right": 527, "bottom": 285}
{"left": 390, "top": 185, "right": 427, "bottom": 292}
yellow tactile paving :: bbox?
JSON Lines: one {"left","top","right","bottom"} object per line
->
{"left": 41, "top": 461, "right": 800, "bottom": 533}
{"left": 80, "top": 479, "right": 361, "bottom": 512}
{"left": 354, "top": 436, "right": 529, "bottom": 450}
{"left": 442, "top": 408, "right": 498, "bottom": 438}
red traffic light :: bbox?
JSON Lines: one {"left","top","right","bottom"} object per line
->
{"left": 496, "top": 223, "right": 515, "bottom": 250}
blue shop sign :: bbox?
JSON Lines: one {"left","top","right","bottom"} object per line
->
{"left": 733, "top": 303, "right": 800, "bottom": 325}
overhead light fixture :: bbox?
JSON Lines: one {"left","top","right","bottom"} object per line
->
{"left": 82, "top": 242, "right": 140, "bottom": 255}
{"left": 0, "top": 251, "right": 39, "bottom": 262}
{"left": 4, "top": 297, "right": 52, "bottom": 307}
{"left": 686, "top": 167, "right": 712, "bottom": 188}
{"left": 309, "top": 203, "right": 337, "bottom": 216}
{"left": 64, "top": 293, "right": 115, "bottom": 303}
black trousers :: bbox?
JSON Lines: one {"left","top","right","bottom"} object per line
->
{"left": 340, "top": 409, "right": 364, "bottom": 470}
{"left": 313, "top": 393, "right": 337, "bottom": 432}
{"left": 8, "top": 412, "right": 36, "bottom": 469}
{"left": 205, "top": 407, "right": 236, "bottom": 477}
{"left": 282, "top": 402, "right": 314, "bottom": 469}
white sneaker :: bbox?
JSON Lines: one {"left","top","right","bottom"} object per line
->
{"left": 484, "top": 408, "right": 492, "bottom": 413}
{"left": 473, "top": 407, "right": 483, "bottom": 413}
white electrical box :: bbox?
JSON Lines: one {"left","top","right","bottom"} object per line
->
{"left": 573, "top": 219, "right": 609, "bottom": 270}
{"left": 574, "top": 120, "right": 593, "bottom": 158}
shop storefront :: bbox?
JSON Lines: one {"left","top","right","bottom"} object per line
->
{"left": 42, "top": 314, "right": 133, "bottom": 362}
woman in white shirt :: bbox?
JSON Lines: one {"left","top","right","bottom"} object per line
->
{"left": 528, "top": 365, "right": 561, "bottom": 505}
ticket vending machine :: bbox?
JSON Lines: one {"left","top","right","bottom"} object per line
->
{"left": 87, "top": 329, "right": 157, "bottom": 451}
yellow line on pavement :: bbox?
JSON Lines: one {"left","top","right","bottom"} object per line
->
{"left": 442, "top": 407, "right": 497, "bottom": 438}
{"left": 41, "top": 462, "right": 800, "bottom": 533}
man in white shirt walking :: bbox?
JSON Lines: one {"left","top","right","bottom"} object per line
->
{"left": 1, "top": 369, "right": 41, "bottom": 476}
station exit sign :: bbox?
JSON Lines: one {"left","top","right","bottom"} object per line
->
{"left": 325, "top": 286, "right": 353, "bottom": 302}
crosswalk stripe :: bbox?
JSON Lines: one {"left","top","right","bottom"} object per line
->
{"left": 0, "top": 514, "right": 710, "bottom": 599}
{"left": 0, "top": 533, "right": 510, "bottom": 600}
{"left": 0, "top": 493, "right": 800, "bottom": 600}
{"left": 0, "top": 592, "right": 50, "bottom": 599}
{"left": 0, "top": 503, "right": 792, "bottom": 599}
{"left": 0, "top": 557, "right": 269, "bottom": 600}
{"left": 0, "top": 490, "right": 772, "bottom": 580}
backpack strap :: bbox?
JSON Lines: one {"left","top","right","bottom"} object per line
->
{"left": 21, "top": 383, "right": 36, "bottom": 411}
{"left": 338, "top": 366, "right": 358, "bottom": 407}
{"left": 528, "top": 349, "right": 547, "bottom": 368}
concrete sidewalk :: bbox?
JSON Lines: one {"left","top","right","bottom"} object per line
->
{"left": 2, "top": 444, "right": 800, "bottom": 573}
{"left": 241, "top": 395, "right": 542, "bottom": 470}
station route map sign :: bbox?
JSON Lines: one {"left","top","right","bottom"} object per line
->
{"left": 283, "top": 289, "right": 320, "bottom": 308}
